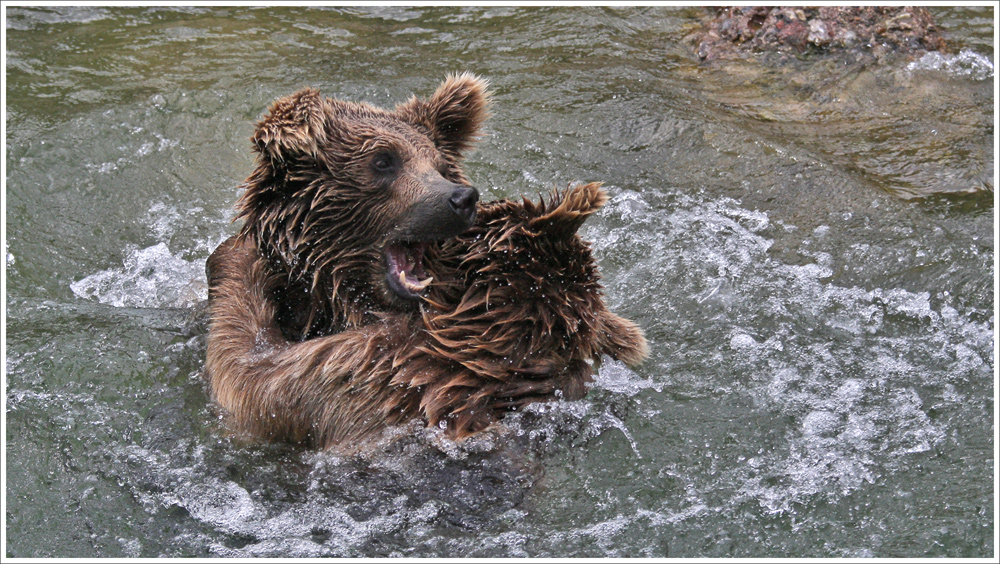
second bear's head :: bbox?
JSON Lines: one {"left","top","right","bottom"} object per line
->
{"left": 236, "top": 73, "right": 491, "bottom": 311}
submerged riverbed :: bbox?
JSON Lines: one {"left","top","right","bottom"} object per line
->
{"left": 4, "top": 6, "right": 995, "bottom": 558}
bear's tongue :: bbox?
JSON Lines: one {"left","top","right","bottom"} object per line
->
{"left": 385, "top": 242, "right": 433, "bottom": 297}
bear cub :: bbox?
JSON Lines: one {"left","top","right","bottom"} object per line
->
{"left": 205, "top": 74, "right": 647, "bottom": 450}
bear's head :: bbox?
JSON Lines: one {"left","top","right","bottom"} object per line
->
{"left": 235, "top": 73, "right": 490, "bottom": 336}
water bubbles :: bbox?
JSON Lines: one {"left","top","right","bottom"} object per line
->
{"left": 70, "top": 242, "right": 207, "bottom": 308}
{"left": 695, "top": 277, "right": 736, "bottom": 308}
{"left": 801, "top": 410, "right": 842, "bottom": 439}
{"left": 68, "top": 197, "right": 234, "bottom": 310}
{"left": 592, "top": 358, "right": 663, "bottom": 396}
{"left": 906, "top": 49, "right": 994, "bottom": 81}
{"left": 884, "top": 388, "right": 940, "bottom": 457}
{"left": 600, "top": 182, "right": 988, "bottom": 523}
{"left": 877, "top": 288, "right": 936, "bottom": 322}
{"left": 117, "top": 537, "right": 142, "bottom": 557}
{"left": 729, "top": 332, "right": 758, "bottom": 350}
{"left": 520, "top": 170, "right": 542, "bottom": 186}
{"left": 179, "top": 478, "right": 260, "bottom": 529}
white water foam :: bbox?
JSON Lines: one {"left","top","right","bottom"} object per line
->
{"left": 906, "top": 48, "right": 994, "bottom": 81}
{"left": 70, "top": 242, "right": 207, "bottom": 309}
{"left": 71, "top": 200, "right": 232, "bottom": 309}
{"left": 595, "top": 188, "right": 992, "bottom": 516}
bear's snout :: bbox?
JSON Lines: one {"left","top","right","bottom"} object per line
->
{"left": 448, "top": 185, "right": 479, "bottom": 226}
{"left": 382, "top": 177, "right": 480, "bottom": 301}
{"left": 393, "top": 176, "right": 479, "bottom": 243}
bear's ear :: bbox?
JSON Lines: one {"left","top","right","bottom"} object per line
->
{"left": 531, "top": 182, "right": 608, "bottom": 237}
{"left": 396, "top": 72, "right": 491, "bottom": 161}
{"left": 594, "top": 310, "right": 649, "bottom": 368}
{"left": 251, "top": 88, "right": 327, "bottom": 164}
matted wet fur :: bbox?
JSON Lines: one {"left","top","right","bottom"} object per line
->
{"left": 231, "top": 73, "right": 488, "bottom": 340}
{"left": 408, "top": 182, "right": 648, "bottom": 436}
{"left": 207, "top": 183, "right": 646, "bottom": 450}
{"left": 205, "top": 74, "right": 647, "bottom": 450}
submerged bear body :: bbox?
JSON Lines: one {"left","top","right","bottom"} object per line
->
{"left": 205, "top": 75, "right": 647, "bottom": 450}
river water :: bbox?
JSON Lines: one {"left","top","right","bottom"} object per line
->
{"left": 4, "top": 5, "right": 995, "bottom": 558}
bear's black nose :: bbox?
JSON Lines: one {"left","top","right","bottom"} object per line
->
{"left": 448, "top": 186, "right": 479, "bottom": 224}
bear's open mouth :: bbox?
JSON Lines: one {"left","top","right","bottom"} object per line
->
{"left": 384, "top": 242, "right": 434, "bottom": 300}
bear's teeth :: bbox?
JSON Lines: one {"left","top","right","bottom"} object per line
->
{"left": 399, "top": 270, "right": 433, "bottom": 292}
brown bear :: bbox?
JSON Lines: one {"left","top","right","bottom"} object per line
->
{"left": 397, "top": 181, "right": 649, "bottom": 437}
{"left": 225, "top": 73, "right": 488, "bottom": 340}
{"left": 205, "top": 74, "right": 647, "bottom": 451}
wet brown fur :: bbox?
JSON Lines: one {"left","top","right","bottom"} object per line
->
{"left": 233, "top": 73, "right": 490, "bottom": 340}
{"left": 205, "top": 76, "right": 647, "bottom": 451}
{"left": 399, "top": 182, "right": 649, "bottom": 437}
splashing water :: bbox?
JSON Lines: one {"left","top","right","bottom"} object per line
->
{"left": 906, "top": 48, "right": 995, "bottom": 81}
{"left": 70, "top": 242, "right": 207, "bottom": 309}
{"left": 5, "top": 5, "right": 993, "bottom": 559}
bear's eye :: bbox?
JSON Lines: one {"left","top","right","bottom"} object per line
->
{"left": 371, "top": 151, "right": 399, "bottom": 174}
{"left": 437, "top": 162, "right": 459, "bottom": 181}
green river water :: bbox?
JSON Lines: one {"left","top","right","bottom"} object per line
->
{"left": 5, "top": 5, "right": 995, "bottom": 558}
